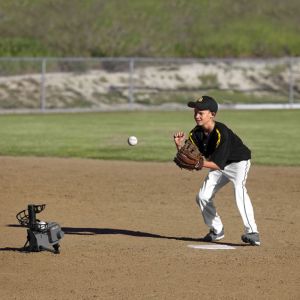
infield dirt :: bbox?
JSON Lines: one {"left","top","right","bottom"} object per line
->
{"left": 0, "top": 157, "right": 299, "bottom": 299}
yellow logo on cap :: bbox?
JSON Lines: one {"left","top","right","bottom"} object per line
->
{"left": 196, "top": 97, "right": 203, "bottom": 102}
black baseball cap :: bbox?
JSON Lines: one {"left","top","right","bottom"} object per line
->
{"left": 187, "top": 95, "right": 218, "bottom": 113}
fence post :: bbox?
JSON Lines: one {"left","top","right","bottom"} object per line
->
{"left": 128, "top": 58, "right": 135, "bottom": 108}
{"left": 288, "top": 57, "right": 294, "bottom": 105}
{"left": 40, "top": 58, "right": 47, "bottom": 112}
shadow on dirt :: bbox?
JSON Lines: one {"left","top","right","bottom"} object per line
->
{"left": 4, "top": 224, "right": 246, "bottom": 248}
{"left": 61, "top": 226, "right": 246, "bottom": 247}
{"left": 0, "top": 247, "right": 25, "bottom": 252}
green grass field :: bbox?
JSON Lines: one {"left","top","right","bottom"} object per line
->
{"left": 0, "top": 0, "right": 300, "bottom": 58}
{"left": 0, "top": 110, "right": 299, "bottom": 166}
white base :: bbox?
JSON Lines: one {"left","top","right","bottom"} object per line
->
{"left": 188, "top": 244, "right": 235, "bottom": 250}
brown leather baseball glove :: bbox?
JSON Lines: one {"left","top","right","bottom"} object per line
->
{"left": 174, "top": 140, "right": 204, "bottom": 171}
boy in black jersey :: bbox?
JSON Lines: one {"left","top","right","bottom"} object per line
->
{"left": 174, "top": 96, "right": 260, "bottom": 246}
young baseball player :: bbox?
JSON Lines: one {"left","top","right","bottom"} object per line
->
{"left": 173, "top": 95, "right": 260, "bottom": 246}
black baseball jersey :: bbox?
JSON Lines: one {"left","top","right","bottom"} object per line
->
{"left": 188, "top": 121, "right": 251, "bottom": 170}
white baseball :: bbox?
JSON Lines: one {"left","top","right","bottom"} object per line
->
{"left": 38, "top": 220, "right": 47, "bottom": 230}
{"left": 128, "top": 136, "right": 138, "bottom": 146}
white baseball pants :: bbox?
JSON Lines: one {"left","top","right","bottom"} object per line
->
{"left": 196, "top": 160, "right": 258, "bottom": 234}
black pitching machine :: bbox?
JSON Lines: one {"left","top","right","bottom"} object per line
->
{"left": 16, "top": 204, "right": 64, "bottom": 254}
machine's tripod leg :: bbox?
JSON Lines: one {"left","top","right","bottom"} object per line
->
{"left": 22, "top": 239, "right": 29, "bottom": 252}
{"left": 53, "top": 244, "right": 60, "bottom": 254}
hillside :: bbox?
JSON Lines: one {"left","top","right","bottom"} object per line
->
{"left": 0, "top": 0, "right": 300, "bottom": 58}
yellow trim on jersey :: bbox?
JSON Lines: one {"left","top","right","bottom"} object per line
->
{"left": 216, "top": 129, "right": 221, "bottom": 148}
{"left": 189, "top": 131, "right": 196, "bottom": 145}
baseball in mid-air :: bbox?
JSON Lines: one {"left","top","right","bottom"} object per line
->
{"left": 128, "top": 136, "right": 138, "bottom": 146}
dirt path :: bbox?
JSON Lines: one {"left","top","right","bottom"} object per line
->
{"left": 0, "top": 157, "right": 299, "bottom": 299}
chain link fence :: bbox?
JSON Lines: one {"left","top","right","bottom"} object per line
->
{"left": 0, "top": 57, "right": 299, "bottom": 112}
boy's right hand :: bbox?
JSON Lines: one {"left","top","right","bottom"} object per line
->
{"left": 173, "top": 131, "right": 186, "bottom": 150}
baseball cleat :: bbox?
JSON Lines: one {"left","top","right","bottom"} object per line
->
{"left": 203, "top": 228, "right": 225, "bottom": 242}
{"left": 241, "top": 232, "right": 261, "bottom": 246}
